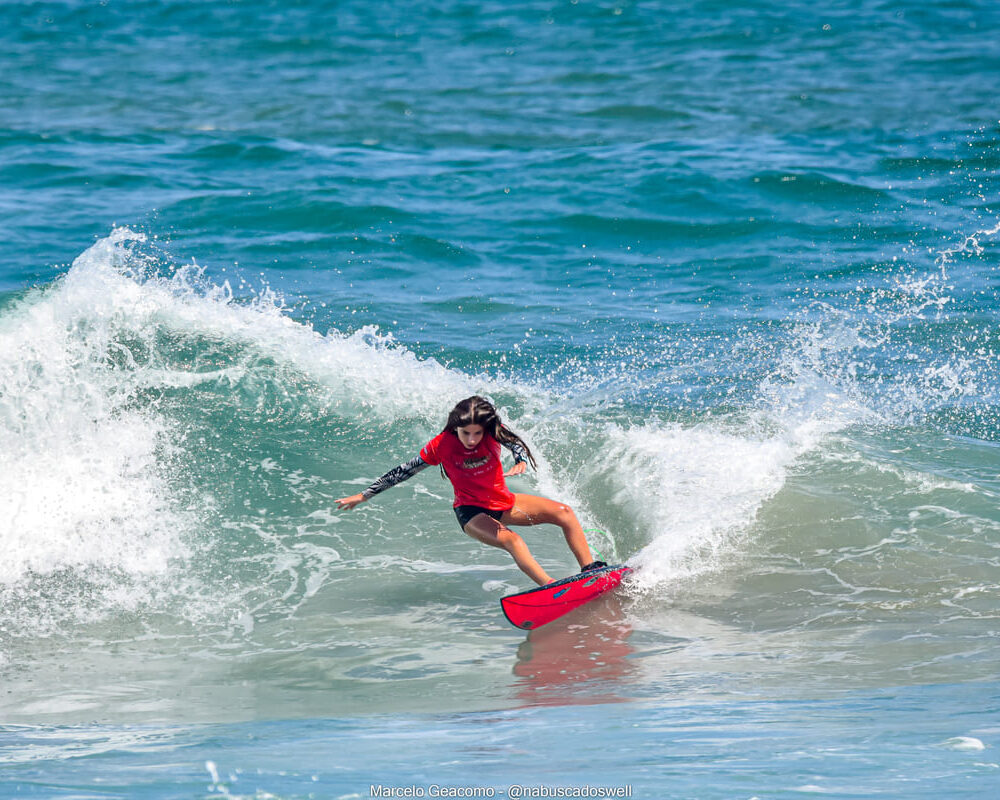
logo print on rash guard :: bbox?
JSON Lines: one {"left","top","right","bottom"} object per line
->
{"left": 463, "top": 456, "right": 489, "bottom": 469}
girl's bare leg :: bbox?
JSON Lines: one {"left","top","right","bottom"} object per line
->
{"left": 501, "top": 494, "right": 593, "bottom": 569}
{"left": 463, "top": 514, "right": 554, "bottom": 586}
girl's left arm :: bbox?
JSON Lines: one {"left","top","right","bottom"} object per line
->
{"left": 502, "top": 440, "right": 528, "bottom": 477}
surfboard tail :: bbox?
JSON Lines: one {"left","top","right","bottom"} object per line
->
{"left": 500, "top": 565, "right": 631, "bottom": 630}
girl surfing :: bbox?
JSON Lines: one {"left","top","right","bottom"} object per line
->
{"left": 335, "top": 396, "right": 606, "bottom": 585}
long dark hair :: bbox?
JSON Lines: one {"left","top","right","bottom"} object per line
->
{"left": 443, "top": 395, "right": 537, "bottom": 469}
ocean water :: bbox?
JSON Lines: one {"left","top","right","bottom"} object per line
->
{"left": 2, "top": 0, "right": 1000, "bottom": 797}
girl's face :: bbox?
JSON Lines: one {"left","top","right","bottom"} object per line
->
{"left": 456, "top": 424, "right": 484, "bottom": 450}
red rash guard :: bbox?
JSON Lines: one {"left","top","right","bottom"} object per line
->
{"left": 419, "top": 431, "right": 515, "bottom": 510}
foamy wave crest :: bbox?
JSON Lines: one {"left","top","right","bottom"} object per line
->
{"left": 0, "top": 231, "right": 191, "bottom": 635}
{"left": 608, "top": 220, "right": 1000, "bottom": 590}
{"left": 0, "top": 228, "right": 487, "bottom": 639}
{"left": 621, "top": 424, "right": 784, "bottom": 585}
{"left": 0, "top": 231, "right": 185, "bottom": 582}
{"left": 599, "top": 291, "right": 890, "bottom": 589}
{"left": 58, "top": 231, "right": 474, "bottom": 427}
{"left": 610, "top": 409, "right": 847, "bottom": 590}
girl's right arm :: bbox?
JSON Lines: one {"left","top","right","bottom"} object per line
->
{"left": 335, "top": 455, "right": 430, "bottom": 510}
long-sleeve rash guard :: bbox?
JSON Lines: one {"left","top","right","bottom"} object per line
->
{"left": 361, "top": 436, "right": 527, "bottom": 503}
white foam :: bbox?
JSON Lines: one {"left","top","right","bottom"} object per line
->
{"left": 0, "top": 231, "right": 188, "bottom": 595}
{"left": 943, "top": 736, "right": 987, "bottom": 752}
{"left": 0, "top": 227, "right": 480, "bottom": 591}
{"left": 607, "top": 420, "right": 794, "bottom": 587}
{"left": 586, "top": 313, "right": 880, "bottom": 591}
{"left": 0, "top": 415, "right": 179, "bottom": 584}
{"left": 118, "top": 257, "right": 476, "bottom": 428}
{"left": 577, "top": 232, "right": 999, "bottom": 589}
{"left": 66, "top": 229, "right": 473, "bottom": 426}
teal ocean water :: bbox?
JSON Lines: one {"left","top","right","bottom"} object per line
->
{"left": 3, "top": 1, "right": 1000, "bottom": 797}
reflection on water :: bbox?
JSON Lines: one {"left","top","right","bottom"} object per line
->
{"left": 510, "top": 592, "right": 636, "bottom": 707}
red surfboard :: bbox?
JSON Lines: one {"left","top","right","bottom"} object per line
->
{"left": 500, "top": 564, "right": 631, "bottom": 630}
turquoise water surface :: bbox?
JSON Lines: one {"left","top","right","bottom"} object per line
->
{"left": 2, "top": 1, "right": 1000, "bottom": 797}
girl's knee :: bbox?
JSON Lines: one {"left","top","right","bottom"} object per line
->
{"left": 526, "top": 501, "right": 575, "bottom": 526}
{"left": 552, "top": 503, "right": 576, "bottom": 525}
{"left": 496, "top": 527, "right": 525, "bottom": 552}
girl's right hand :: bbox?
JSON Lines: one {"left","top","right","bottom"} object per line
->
{"left": 336, "top": 493, "right": 367, "bottom": 510}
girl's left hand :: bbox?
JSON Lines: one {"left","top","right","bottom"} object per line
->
{"left": 504, "top": 462, "right": 527, "bottom": 477}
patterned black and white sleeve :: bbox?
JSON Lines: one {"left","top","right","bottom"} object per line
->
{"left": 503, "top": 441, "right": 528, "bottom": 464}
{"left": 361, "top": 456, "right": 430, "bottom": 499}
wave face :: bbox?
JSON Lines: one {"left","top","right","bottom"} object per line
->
{"left": 2, "top": 218, "right": 999, "bottom": 723}
{"left": 1, "top": 1, "right": 1000, "bottom": 747}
